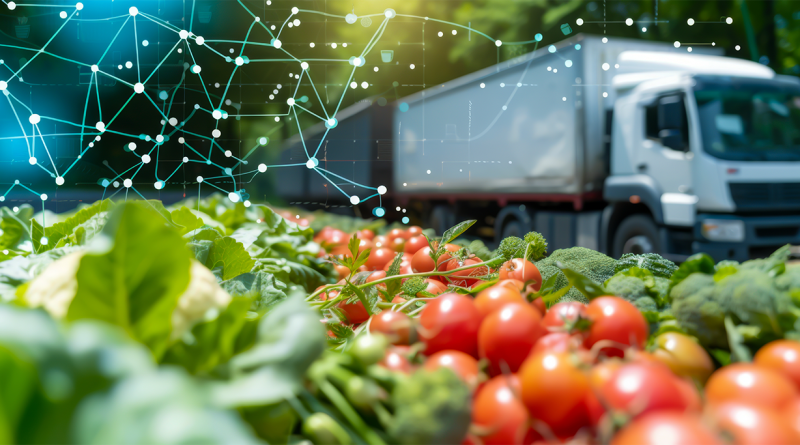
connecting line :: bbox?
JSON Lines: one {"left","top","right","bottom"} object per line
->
{"left": 185, "top": 44, "right": 215, "bottom": 109}
{"left": 33, "top": 124, "right": 58, "bottom": 177}
{"left": 139, "top": 12, "right": 181, "bottom": 33}
{"left": 292, "top": 69, "right": 306, "bottom": 98}
{"left": 237, "top": 0, "right": 275, "bottom": 39}
{"left": 133, "top": 15, "right": 141, "bottom": 82}
{"left": 396, "top": 14, "right": 495, "bottom": 43}
{"left": 313, "top": 168, "right": 350, "bottom": 199}
{"left": 239, "top": 20, "right": 258, "bottom": 56}
{"left": 291, "top": 106, "right": 310, "bottom": 158}
{"left": 98, "top": 16, "right": 131, "bottom": 65}
{"left": 312, "top": 128, "right": 330, "bottom": 158}
{"left": 6, "top": 9, "right": 76, "bottom": 82}
{"left": 294, "top": 104, "right": 327, "bottom": 123}
{"left": 304, "top": 69, "right": 330, "bottom": 120}
{"left": 360, "top": 18, "right": 390, "bottom": 59}
{"left": 334, "top": 66, "right": 358, "bottom": 117}
{"left": 93, "top": 72, "right": 102, "bottom": 122}
{"left": 217, "top": 66, "right": 239, "bottom": 110}
{"left": 317, "top": 167, "right": 378, "bottom": 191}
{"left": 275, "top": 13, "right": 294, "bottom": 41}
{"left": 144, "top": 39, "right": 182, "bottom": 84}
{"left": 3, "top": 93, "right": 32, "bottom": 157}
{"left": 189, "top": 0, "right": 196, "bottom": 32}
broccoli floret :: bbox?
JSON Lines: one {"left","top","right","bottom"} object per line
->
{"left": 775, "top": 266, "right": 800, "bottom": 293}
{"left": 671, "top": 273, "right": 727, "bottom": 348}
{"left": 604, "top": 268, "right": 672, "bottom": 309}
{"left": 495, "top": 236, "right": 524, "bottom": 262}
{"left": 615, "top": 253, "right": 678, "bottom": 279}
{"left": 389, "top": 367, "right": 471, "bottom": 445}
{"left": 738, "top": 244, "right": 792, "bottom": 274}
{"left": 536, "top": 247, "right": 616, "bottom": 304}
{"left": 522, "top": 232, "right": 548, "bottom": 261}
{"left": 494, "top": 231, "right": 548, "bottom": 262}
{"left": 714, "top": 270, "right": 794, "bottom": 336}
{"left": 605, "top": 275, "right": 649, "bottom": 303}
{"left": 633, "top": 296, "right": 658, "bottom": 313}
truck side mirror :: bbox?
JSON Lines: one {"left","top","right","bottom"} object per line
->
{"left": 658, "top": 96, "right": 685, "bottom": 131}
{"left": 659, "top": 129, "right": 684, "bottom": 151}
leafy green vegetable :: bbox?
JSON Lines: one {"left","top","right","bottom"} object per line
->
{"left": 614, "top": 253, "right": 677, "bottom": 279}
{"left": 207, "top": 236, "right": 256, "bottom": 280}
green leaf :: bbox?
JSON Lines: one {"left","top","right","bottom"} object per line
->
{"left": 31, "top": 200, "right": 113, "bottom": 252}
{"left": 0, "top": 206, "right": 33, "bottom": 252}
{"left": 347, "top": 234, "right": 360, "bottom": 259}
{"left": 207, "top": 237, "right": 256, "bottom": 281}
{"left": 557, "top": 262, "right": 608, "bottom": 299}
{"left": 670, "top": 253, "right": 715, "bottom": 289}
{"left": 710, "top": 349, "right": 732, "bottom": 366}
{"left": 724, "top": 316, "right": 753, "bottom": 363}
{"left": 221, "top": 271, "right": 288, "bottom": 311}
{"left": 255, "top": 257, "right": 329, "bottom": 292}
{"left": 386, "top": 253, "right": 404, "bottom": 277}
{"left": 401, "top": 277, "right": 428, "bottom": 297}
{"left": 171, "top": 207, "right": 203, "bottom": 234}
{"left": 346, "top": 282, "right": 372, "bottom": 317}
{"left": 66, "top": 203, "right": 193, "bottom": 357}
{"left": 436, "top": 220, "right": 476, "bottom": 257}
{"left": 541, "top": 285, "right": 572, "bottom": 305}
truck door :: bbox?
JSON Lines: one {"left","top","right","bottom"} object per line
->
{"left": 637, "top": 93, "right": 694, "bottom": 195}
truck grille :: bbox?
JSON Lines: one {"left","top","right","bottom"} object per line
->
{"left": 729, "top": 182, "right": 800, "bottom": 210}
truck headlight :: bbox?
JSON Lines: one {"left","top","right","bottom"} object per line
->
{"left": 701, "top": 219, "right": 745, "bottom": 242}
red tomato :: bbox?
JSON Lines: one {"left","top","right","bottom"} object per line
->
{"left": 382, "top": 252, "right": 411, "bottom": 272}
{"left": 329, "top": 245, "right": 351, "bottom": 258}
{"left": 531, "top": 332, "right": 584, "bottom": 356}
{"left": 411, "top": 246, "right": 436, "bottom": 273}
{"left": 356, "top": 238, "right": 373, "bottom": 254}
{"left": 418, "top": 278, "right": 447, "bottom": 298}
{"left": 314, "top": 226, "right": 333, "bottom": 244}
{"left": 472, "top": 374, "right": 532, "bottom": 445}
{"left": 785, "top": 397, "right": 800, "bottom": 439}
{"left": 611, "top": 412, "right": 722, "bottom": 445}
{"left": 366, "top": 247, "right": 395, "bottom": 271}
{"left": 498, "top": 259, "right": 543, "bottom": 292}
{"left": 599, "top": 362, "right": 690, "bottom": 419}
{"left": 446, "top": 257, "right": 488, "bottom": 287}
{"left": 337, "top": 299, "right": 369, "bottom": 324}
{"left": 404, "top": 235, "right": 428, "bottom": 255}
{"left": 327, "top": 229, "right": 349, "bottom": 246}
{"left": 435, "top": 243, "right": 462, "bottom": 270}
{"left": 424, "top": 350, "right": 480, "bottom": 388}
{"left": 519, "top": 352, "right": 591, "bottom": 436}
{"left": 754, "top": 339, "right": 800, "bottom": 390}
{"left": 388, "top": 228, "right": 407, "bottom": 240}
{"left": 419, "top": 293, "right": 482, "bottom": 357}
{"left": 474, "top": 285, "right": 525, "bottom": 320}
{"left": 357, "top": 229, "right": 375, "bottom": 240}
{"left": 479, "top": 303, "right": 547, "bottom": 374}
{"left": 379, "top": 347, "right": 413, "bottom": 373}
{"left": 705, "top": 363, "right": 798, "bottom": 409}
{"left": 542, "top": 301, "right": 587, "bottom": 330}
{"left": 388, "top": 237, "right": 405, "bottom": 253}
{"left": 298, "top": 218, "right": 310, "bottom": 227}
{"left": 391, "top": 295, "right": 406, "bottom": 304}
{"left": 674, "top": 376, "right": 702, "bottom": 413}
{"left": 334, "top": 264, "right": 350, "bottom": 280}
{"left": 372, "top": 235, "right": 389, "bottom": 248}
{"left": 706, "top": 403, "right": 800, "bottom": 445}
{"left": 369, "top": 310, "right": 412, "bottom": 345}
{"left": 583, "top": 297, "right": 648, "bottom": 357}
{"left": 530, "top": 297, "right": 546, "bottom": 316}
{"left": 365, "top": 270, "right": 386, "bottom": 284}
{"left": 586, "top": 360, "right": 624, "bottom": 426}
{"left": 406, "top": 226, "right": 423, "bottom": 237}
{"left": 651, "top": 332, "right": 714, "bottom": 383}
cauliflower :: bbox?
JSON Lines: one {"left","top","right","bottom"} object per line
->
{"left": 24, "top": 253, "right": 230, "bottom": 340}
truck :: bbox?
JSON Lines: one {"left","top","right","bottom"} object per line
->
{"left": 277, "top": 34, "right": 800, "bottom": 261}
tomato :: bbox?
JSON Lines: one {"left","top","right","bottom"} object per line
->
{"left": 583, "top": 297, "right": 648, "bottom": 357}
{"left": 369, "top": 310, "right": 412, "bottom": 345}
{"left": 388, "top": 228, "right": 407, "bottom": 240}
{"left": 474, "top": 285, "right": 525, "bottom": 320}
{"left": 519, "top": 352, "right": 591, "bottom": 436}
{"left": 651, "top": 332, "right": 714, "bottom": 383}
{"left": 298, "top": 218, "right": 310, "bottom": 226}
{"left": 435, "top": 243, "right": 462, "bottom": 270}
{"left": 674, "top": 376, "right": 702, "bottom": 413}
{"left": 611, "top": 412, "right": 722, "bottom": 445}
{"left": 424, "top": 350, "right": 480, "bottom": 388}
{"left": 531, "top": 332, "right": 584, "bottom": 356}
{"left": 404, "top": 235, "right": 428, "bottom": 255}
{"left": 334, "top": 264, "right": 350, "bottom": 280}
{"left": 542, "top": 301, "right": 587, "bottom": 330}
{"left": 411, "top": 246, "right": 436, "bottom": 273}
{"left": 318, "top": 288, "right": 340, "bottom": 302}
{"left": 379, "top": 347, "right": 414, "bottom": 373}
{"left": 383, "top": 252, "right": 412, "bottom": 272}
{"left": 329, "top": 245, "right": 352, "bottom": 258}
{"left": 391, "top": 295, "right": 406, "bottom": 304}
{"left": 357, "top": 229, "right": 375, "bottom": 240}
{"left": 337, "top": 300, "right": 369, "bottom": 324}
{"left": 356, "top": 238, "right": 373, "bottom": 254}
{"left": 705, "top": 363, "right": 798, "bottom": 409}
{"left": 472, "top": 374, "right": 532, "bottom": 445}
{"left": 785, "top": 397, "right": 800, "bottom": 439}
{"left": 530, "top": 297, "right": 546, "bottom": 316}
{"left": 754, "top": 339, "right": 800, "bottom": 390}
{"left": 366, "top": 270, "right": 386, "bottom": 284}
{"left": 479, "top": 303, "right": 546, "bottom": 374}
{"left": 419, "top": 293, "right": 482, "bottom": 357}
{"left": 372, "top": 235, "right": 389, "bottom": 248}
{"left": 366, "top": 247, "right": 394, "bottom": 271}
{"left": 446, "top": 257, "right": 488, "bottom": 287}
{"left": 706, "top": 403, "right": 800, "bottom": 445}
{"left": 418, "top": 278, "right": 447, "bottom": 298}
{"left": 585, "top": 359, "right": 623, "bottom": 426}
{"left": 599, "top": 362, "right": 690, "bottom": 419}
{"left": 327, "top": 229, "right": 349, "bottom": 246}
{"left": 315, "top": 226, "right": 333, "bottom": 244}
{"left": 388, "top": 237, "right": 405, "bottom": 253}
{"left": 498, "top": 259, "right": 542, "bottom": 292}
{"left": 407, "top": 226, "right": 423, "bottom": 237}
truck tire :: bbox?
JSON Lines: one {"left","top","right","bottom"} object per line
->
{"left": 429, "top": 205, "right": 455, "bottom": 236}
{"left": 612, "top": 214, "right": 662, "bottom": 258}
{"left": 501, "top": 219, "right": 527, "bottom": 239}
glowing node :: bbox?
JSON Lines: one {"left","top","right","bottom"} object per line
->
{"left": 325, "top": 118, "right": 338, "bottom": 129}
{"left": 142, "top": 40, "right": 149, "bottom": 47}
{"left": 576, "top": 18, "right": 584, "bottom": 26}
{"left": 258, "top": 164, "right": 267, "bottom": 172}
{"left": 123, "top": 179, "right": 132, "bottom": 188}
{"left": 565, "top": 60, "right": 573, "bottom": 67}
{"left": 40, "top": 194, "right": 47, "bottom": 201}
{"left": 274, "top": 117, "right": 280, "bottom": 122}
{"left": 495, "top": 40, "right": 502, "bottom": 47}
{"left": 8, "top": 1, "right": 16, "bottom": 8}
{"left": 41, "top": 237, "right": 48, "bottom": 245}
{"left": 244, "top": 200, "right": 251, "bottom": 208}
{"left": 129, "top": 6, "right": 138, "bottom": 16}
{"left": 353, "top": 57, "right": 364, "bottom": 67}
{"left": 301, "top": 61, "right": 309, "bottom": 70}
{"left": 224, "top": 150, "right": 232, "bottom": 157}
{"left": 293, "top": 19, "right": 300, "bottom": 26}
{"left": 603, "top": 92, "right": 609, "bottom": 97}
{"left": 179, "top": 30, "right": 189, "bottom": 40}
{"left": 480, "top": 83, "right": 485, "bottom": 88}
{"left": 191, "top": 64, "right": 201, "bottom": 74}
{"left": 350, "top": 195, "right": 360, "bottom": 205}
{"left": 687, "top": 18, "right": 695, "bottom": 26}
{"left": 29, "top": 114, "right": 41, "bottom": 125}
{"left": 76, "top": 3, "right": 83, "bottom": 10}
{"left": 60, "top": 11, "right": 67, "bottom": 19}
{"left": 259, "top": 137, "right": 268, "bottom": 146}
{"left": 287, "top": 97, "right": 295, "bottom": 106}
{"left": 361, "top": 81, "right": 369, "bottom": 89}
{"left": 154, "top": 181, "right": 164, "bottom": 190}
{"left": 90, "top": 64, "right": 100, "bottom": 73}
{"left": 0, "top": 81, "right": 6, "bottom": 91}
{"left": 196, "top": 176, "right": 204, "bottom": 183}
{"left": 674, "top": 41, "right": 681, "bottom": 48}
{"left": 291, "top": 6, "right": 299, "bottom": 14}
{"left": 306, "top": 157, "right": 319, "bottom": 168}
{"left": 235, "top": 56, "right": 244, "bottom": 66}
{"left": 575, "top": 44, "right": 582, "bottom": 50}
{"left": 726, "top": 17, "right": 733, "bottom": 24}
{"left": 373, "top": 207, "right": 385, "bottom": 217}
{"left": 96, "top": 121, "right": 105, "bottom": 132}
{"left": 169, "top": 117, "right": 178, "bottom": 126}
{"left": 125, "top": 61, "right": 133, "bottom": 69}
{"left": 182, "top": 157, "right": 188, "bottom": 163}
{"left": 377, "top": 185, "right": 387, "bottom": 195}
{"left": 562, "top": 97, "right": 567, "bottom": 101}
{"left": 349, "top": 81, "right": 358, "bottom": 89}
{"left": 310, "top": 42, "right": 315, "bottom": 47}
{"left": 272, "top": 39, "right": 282, "bottom": 49}
{"left": 345, "top": 13, "right": 357, "bottom": 24}
{"left": 625, "top": 18, "right": 633, "bottom": 26}
{"left": 385, "top": 9, "right": 396, "bottom": 18}
{"left": 410, "top": 64, "right": 415, "bottom": 69}
{"left": 602, "top": 37, "right": 608, "bottom": 43}
{"left": 602, "top": 63, "right": 610, "bottom": 71}
{"left": 128, "top": 142, "right": 137, "bottom": 151}
{"left": 402, "top": 216, "right": 409, "bottom": 224}
{"left": 535, "top": 33, "right": 543, "bottom": 42}
{"left": 735, "top": 45, "right": 741, "bottom": 51}
{"left": 142, "top": 154, "right": 151, "bottom": 164}
{"left": 228, "top": 192, "right": 240, "bottom": 203}
{"left": 331, "top": 43, "right": 338, "bottom": 49}
{"left": 134, "top": 83, "right": 144, "bottom": 94}
{"left": 212, "top": 109, "right": 222, "bottom": 119}
{"left": 55, "top": 176, "right": 64, "bottom": 186}
{"left": 426, "top": 169, "right": 431, "bottom": 174}
{"left": 212, "top": 129, "right": 221, "bottom": 138}
{"left": 687, "top": 47, "right": 693, "bottom": 52}
{"left": 194, "top": 36, "right": 205, "bottom": 46}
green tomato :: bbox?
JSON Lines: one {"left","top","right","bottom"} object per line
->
{"left": 302, "top": 413, "right": 350, "bottom": 445}
{"left": 345, "top": 376, "right": 383, "bottom": 408}
{"left": 347, "top": 333, "right": 389, "bottom": 367}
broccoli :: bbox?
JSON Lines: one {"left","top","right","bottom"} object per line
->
{"left": 494, "top": 231, "right": 548, "bottom": 263}
{"left": 670, "top": 273, "right": 727, "bottom": 348}
{"left": 604, "top": 267, "right": 672, "bottom": 308}
{"left": 633, "top": 296, "right": 658, "bottom": 313}
{"left": 714, "top": 270, "right": 794, "bottom": 336}
{"left": 389, "top": 367, "right": 471, "bottom": 445}
{"left": 737, "top": 244, "right": 792, "bottom": 274}
{"left": 535, "top": 247, "right": 616, "bottom": 304}
{"left": 605, "top": 275, "right": 649, "bottom": 302}
{"left": 614, "top": 253, "right": 678, "bottom": 279}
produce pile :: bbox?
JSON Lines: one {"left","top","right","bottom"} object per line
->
{"left": 1, "top": 195, "right": 800, "bottom": 444}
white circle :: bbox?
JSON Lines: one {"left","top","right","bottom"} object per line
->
{"left": 625, "top": 18, "right": 633, "bottom": 26}
{"left": 687, "top": 47, "right": 693, "bottom": 52}
{"left": 374, "top": 67, "right": 379, "bottom": 72}
{"left": 384, "top": 8, "right": 396, "bottom": 18}
{"left": 480, "top": 83, "right": 485, "bottom": 88}
{"left": 8, "top": 2, "right": 16, "bottom": 10}
{"left": 91, "top": 64, "right": 99, "bottom": 72}
{"left": 602, "top": 37, "right": 608, "bottom": 43}
{"left": 197, "top": 176, "right": 204, "bottom": 183}
{"left": 40, "top": 194, "right": 47, "bottom": 201}
{"left": 212, "top": 109, "right": 222, "bottom": 119}
{"left": 169, "top": 117, "right": 178, "bottom": 126}
{"left": 60, "top": 11, "right": 67, "bottom": 19}
{"left": 350, "top": 195, "right": 360, "bottom": 205}
{"left": 327, "top": 119, "right": 336, "bottom": 127}
{"left": 95, "top": 121, "right": 105, "bottom": 132}
{"left": 438, "top": 32, "right": 443, "bottom": 37}
{"left": 212, "top": 129, "right": 221, "bottom": 138}
{"left": 228, "top": 192, "right": 240, "bottom": 203}
{"left": 154, "top": 181, "right": 164, "bottom": 190}
{"left": 287, "top": 97, "right": 295, "bottom": 106}
{"left": 726, "top": 17, "right": 733, "bottom": 24}
{"left": 134, "top": 83, "right": 144, "bottom": 94}
{"left": 354, "top": 57, "right": 364, "bottom": 67}
{"left": 576, "top": 18, "right": 584, "bottom": 26}
{"left": 350, "top": 82, "right": 358, "bottom": 89}
{"left": 642, "top": 27, "right": 647, "bottom": 32}
{"left": 40, "top": 237, "right": 48, "bottom": 245}
{"left": 293, "top": 19, "right": 300, "bottom": 26}
{"left": 113, "top": 181, "right": 119, "bottom": 188}
{"left": 129, "top": 6, "right": 138, "bottom": 16}
{"left": 495, "top": 40, "right": 502, "bottom": 47}
{"left": 452, "top": 30, "right": 457, "bottom": 35}
{"left": 123, "top": 179, "right": 132, "bottom": 188}
{"left": 125, "top": 61, "right": 133, "bottom": 69}
{"left": 244, "top": 200, "right": 251, "bottom": 208}
{"left": 128, "top": 142, "right": 137, "bottom": 151}
{"left": 191, "top": 64, "right": 201, "bottom": 73}
{"left": 306, "top": 158, "right": 317, "bottom": 168}
{"left": 674, "top": 41, "right": 681, "bottom": 48}
{"left": 301, "top": 61, "right": 309, "bottom": 70}
{"left": 565, "top": 60, "right": 573, "bottom": 67}
{"left": 182, "top": 156, "right": 188, "bottom": 163}
{"left": 224, "top": 150, "right": 232, "bottom": 157}
{"left": 55, "top": 176, "right": 64, "bottom": 185}
{"left": 687, "top": 18, "right": 695, "bottom": 26}
{"left": 29, "top": 114, "right": 40, "bottom": 125}
{"left": 142, "top": 40, "right": 149, "bottom": 47}
{"left": 0, "top": 81, "right": 6, "bottom": 91}
{"left": 377, "top": 185, "right": 387, "bottom": 195}
{"left": 258, "top": 164, "right": 267, "bottom": 172}
{"left": 361, "top": 81, "right": 368, "bottom": 89}
{"left": 142, "top": 154, "right": 151, "bottom": 164}
{"left": 345, "top": 13, "right": 357, "bottom": 24}
{"left": 235, "top": 56, "right": 244, "bottom": 66}
{"left": 331, "top": 43, "right": 338, "bottom": 49}
{"left": 273, "top": 39, "right": 282, "bottom": 49}
{"left": 602, "top": 63, "right": 610, "bottom": 71}
{"left": 426, "top": 169, "right": 431, "bottom": 174}
{"left": 562, "top": 97, "right": 567, "bottom": 101}
{"left": 410, "top": 64, "right": 415, "bottom": 69}
{"left": 76, "top": 2, "right": 83, "bottom": 10}
{"left": 603, "top": 92, "right": 608, "bottom": 97}
{"left": 179, "top": 30, "right": 189, "bottom": 39}
{"left": 735, "top": 45, "right": 741, "bottom": 51}
{"left": 274, "top": 117, "right": 280, "bottom": 122}
{"left": 196, "top": 36, "right": 205, "bottom": 45}
{"left": 291, "top": 6, "right": 299, "bottom": 14}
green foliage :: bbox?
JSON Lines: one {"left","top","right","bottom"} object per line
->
{"left": 494, "top": 231, "right": 548, "bottom": 262}
{"left": 535, "top": 247, "right": 617, "bottom": 304}
{"left": 614, "top": 253, "right": 677, "bottom": 279}
{"left": 207, "top": 237, "right": 256, "bottom": 280}
{"left": 605, "top": 267, "right": 672, "bottom": 308}
{"left": 670, "top": 253, "right": 716, "bottom": 289}
{"left": 401, "top": 277, "right": 428, "bottom": 297}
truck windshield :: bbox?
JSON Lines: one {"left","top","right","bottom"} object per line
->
{"left": 693, "top": 77, "right": 800, "bottom": 161}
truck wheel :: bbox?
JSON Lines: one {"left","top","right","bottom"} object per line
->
{"left": 612, "top": 214, "right": 661, "bottom": 258}
{"left": 429, "top": 205, "right": 455, "bottom": 236}
{"left": 501, "top": 219, "right": 526, "bottom": 239}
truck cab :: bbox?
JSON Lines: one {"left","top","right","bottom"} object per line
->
{"left": 605, "top": 52, "right": 800, "bottom": 261}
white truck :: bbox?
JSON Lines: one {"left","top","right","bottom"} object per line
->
{"left": 278, "top": 34, "right": 800, "bottom": 261}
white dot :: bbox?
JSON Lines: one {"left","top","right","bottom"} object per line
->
{"left": 228, "top": 192, "right": 240, "bottom": 202}
{"left": 154, "top": 181, "right": 164, "bottom": 190}
{"left": 291, "top": 6, "right": 299, "bottom": 14}
{"left": 293, "top": 19, "right": 300, "bottom": 26}
{"left": 179, "top": 30, "right": 189, "bottom": 39}
{"left": 480, "top": 83, "right": 485, "bottom": 88}
{"left": 426, "top": 169, "right": 431, "bottom": 174}
{"left": 96, "top": 121, "right": 105, "bottom": 132}
{"left": 674, "top": 41, "right": 681, "bottom": 48}
{"left": 277, "top": 84, "right": 282, "bottom": 89}
{"left": 576, "top": 18, "right": 584, "bottom": 26}
{"left": 169, "top": 117, "right": 178, "bottom": 126}
{"left": 625, "top": 18, "right": 633, "bottom": 26}
{"left": 687, "top": 18, "right": 695, "bottom": 26}
{"left": 0, "top": 81, "right": 6, "bottom": 91}
{"left": 687, "top": 47, "right": 693, "bottom": 52}
{"left": 113, "top": 181, "right": 119, "bottom": 188}
{"left": 212, "top": 129, "right": 221, "bottom": 138}
{"left": 602, "top": 37, "right": 608, "bottom": 43}
{"left": 353, "top": 57, "right": 364, "bottom": 67}
{"left": 641, "top": 27, "right": 647, "bottom": 32}
{"left": 602, "top": 63, "right": 610, "bottom": 71}
{"left": 141, "top": 154, "right": 151, "bottom": 164}
{"left": 361, "top": 81, "right": 369, "bottom": 89}
{"left": 350, "top": 195, "right": 360, "bottom": 205}
{"left": 274, "top": 117, "right": 280, "bottom": 122}
{"left": 495, "top": 40, "right": 502, "bottom": 47}
{"left": 565, "top": 60, "right": 573, "bottom": 67}
{"left": 134, "top": 83, "right": 144, "bottom": 94}
{"left": 224, "top": 150, "right": 232, "bottom": 157}
{"left": 182, "top": 157, "right": 188, "bottom": 163}
{"left": 125, "top": 61, "right": 133, "bottom": 69}
{"left": 244, "top": 200, "right": 251, "bottom": 208}
{"left": 273, "top": 39, "right": 282, "bottom": 49}
{"left": 212, "top": 109, "right": 222, "bottom": 120}
{"left": 553, "top": 69, "right": 557, "bottom": 73}
{"left": 735, "top": 45, "right": 741, "bottom": 51}
{"left": 384, "top": 8, "right": 396, "bottom": 18}
{"left": 438, "top": 31, "right": 443, "bottom": 37}
{"left": 306, "top": 158, "right": 318, "bottom": 168}
{"left": 301, "top": 61, "right": 309, "bottom": 70}
{"left": 60, "top": 11, "right": 67, "bottom": 19}
{"left": 123, "top": 179, "right": 132, "bottom": 188}
{"left": 196, "top": 176, "right": 204, "bottom": 183}
{"left": 40, "top": 194, "right": 47, "bottom": 201}
{"left": 55, "top": 176, "right": 64, "bottom": 185}
{"left": 331, "top": 43, "right": 337, "bottom": 49}
{"left": 327, "top": 119, "right": 336, "bottom": 127}
{"left": 40, "top": 236, "right": 48, "bottom": 245}
{"left": 196, "top": 36, "right": 205, "bottom": 45}
{"left": 562, "top": 97, "right": 567, "bottom": 101}
{"left": 410, "top": 64, "right": 415, "bottom": 69}
{"left": 142, "top": 39, "right": 149, "bottom": 47}
{"left": 287, "top": 97, "right": 295, "bottom": 106}
{"left": 310, "top": 42, "right": 315, "bottom": 48}
{"left": 377, "top": 185, "right": 387, "bottom": 195}
{"left": 75, "top": 3, "right": 83, "bottom": 10}
{"left": 373, "top": 67, "right": 379, "bottom": 72}
{"left": 258, "top": 164, "right": 267, "bottom": 173}
{"left": 350, "top": 81, "right": 358, "bottom": 89}
{"left": 128, "top": 142, "right": 137, "bottom": 151}
{"left": 29, "top": 114, "right": 40, "bottom": 124}
{"left": 129, "top": 6, "right": 138, "bottom": 16}
{"left": 8, "top": 2, "right": 16, "bottom": 10}
{"left": 235, "top": 56, "right": 244, "bottom": 66}
{"left": 603, "top": 92, "right": 608, "bottom": 97}
{"left": 726, "top": 17, "right": 733, "bottom": 24}
{"left": 547, "top": 67, "right": 551, "bottom": 71}
{"left": 91, "top": 64, "right": 99, "bottom": 72}
{"left": 452, "top": 30, "right": 457, "bottom": 35}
